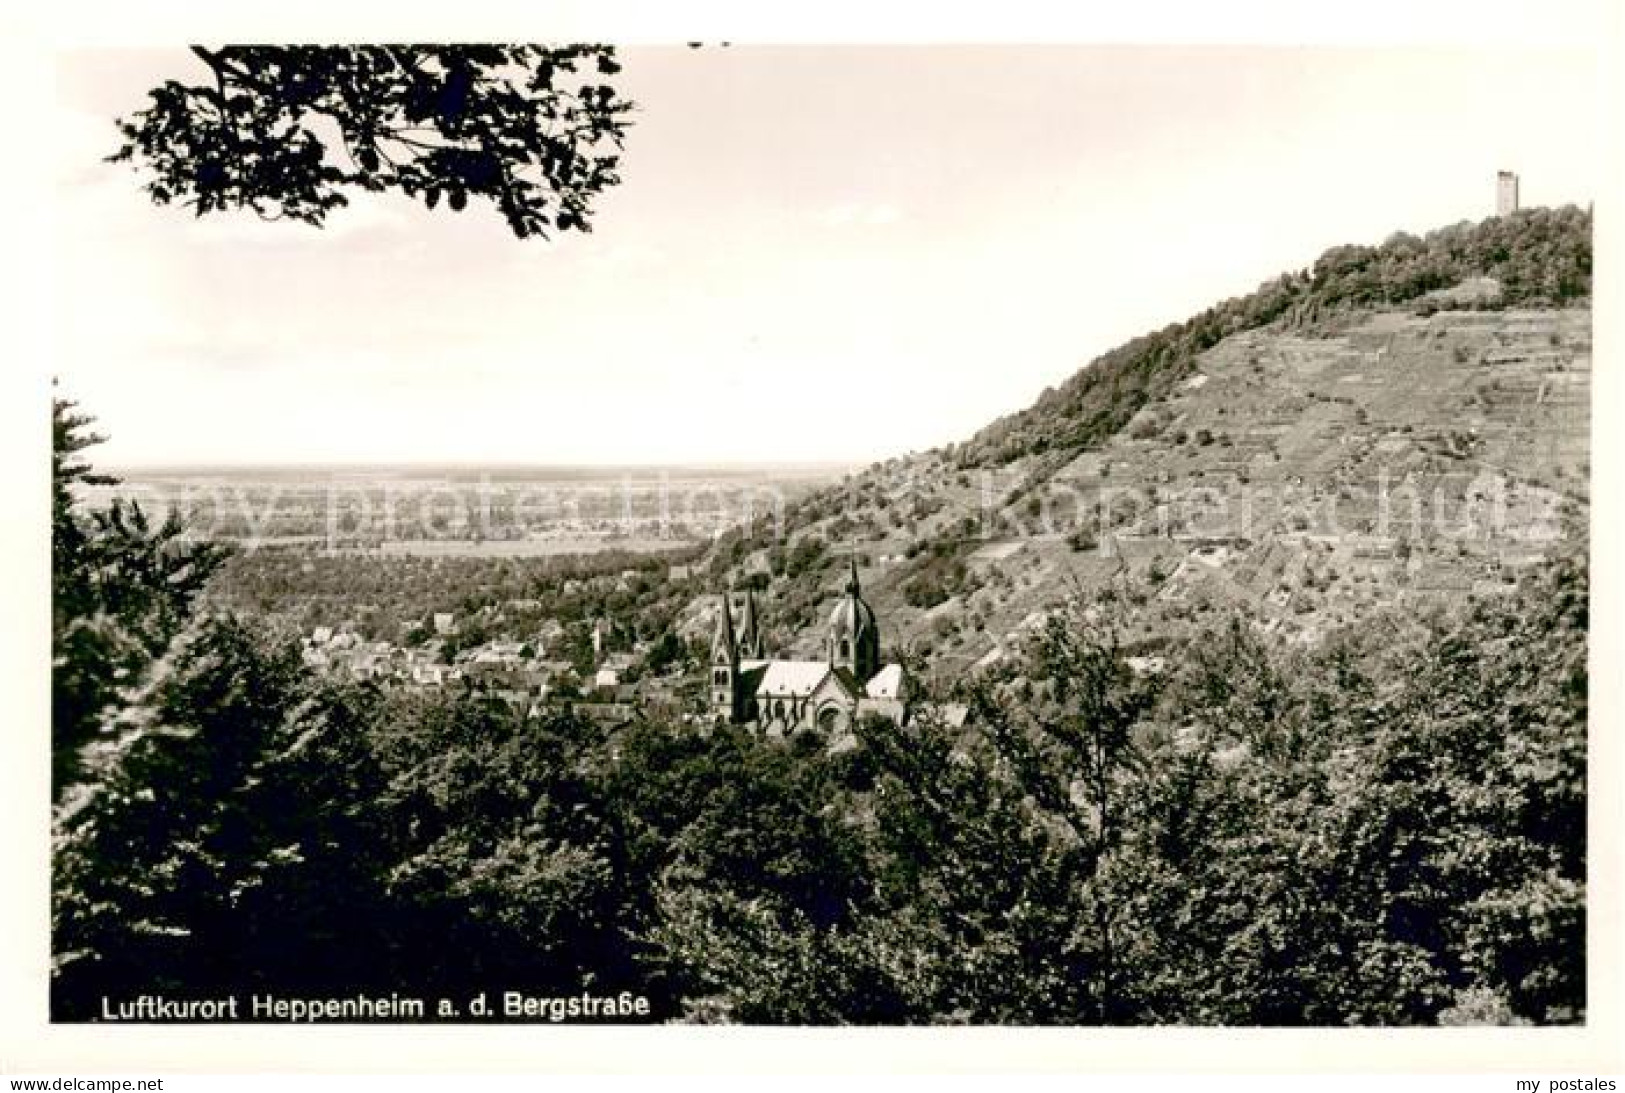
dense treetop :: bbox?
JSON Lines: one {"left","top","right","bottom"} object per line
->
{"left": 53, "top": 538, "right": 1587, "bottom": 1024}
{"left": 52, "top": 397, "right": 229, "bottom": 800}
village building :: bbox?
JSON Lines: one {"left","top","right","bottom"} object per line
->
{"left": 708, "top": 558, "right": 910, "bottom": 734}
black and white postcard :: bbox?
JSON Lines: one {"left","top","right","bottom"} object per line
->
{"left": 5, "top": 0, "right": 1620, "bottom": 1078}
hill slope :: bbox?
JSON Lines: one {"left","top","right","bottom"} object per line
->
{"left": 689, "top": 208, "right": 1591, "bottom": 681}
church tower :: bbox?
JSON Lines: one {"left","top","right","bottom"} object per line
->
{"left": 737, "top": 586, "right": 764, "bottom": 659}
{"left": 827, "top": 556, "right": 880, "bottom": 684}
{"left": 710, "top": 590, "right": 742, "bottom": 721}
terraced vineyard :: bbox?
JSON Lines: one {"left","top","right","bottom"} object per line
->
{"left": 690, "top": 297, "right": 1589, "bottom": 682}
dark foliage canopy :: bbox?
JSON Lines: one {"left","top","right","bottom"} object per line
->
{"left": 51, "top": 396, "right": 229, "bottom": 799}
{"left": 52, "top": 545, "right": 1587, "bottom": 1024}
{"left": 109, "top": 45, "right": 634, "bottom": 240}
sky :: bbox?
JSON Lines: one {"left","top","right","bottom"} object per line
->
{"left": 50, "top": 41, "right": 1601, "bottom": 468}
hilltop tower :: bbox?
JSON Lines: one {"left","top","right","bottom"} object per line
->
{"left": 1497, "top": 170, "right": 1520, "bottom": 217}
{"left": 826, "top": 555, "right": 880, "bottom": 684}
{"left": 710, "top": 589, "right": 742, "bottom": 721}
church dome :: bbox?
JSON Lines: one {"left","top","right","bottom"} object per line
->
{"left": 827, "top": 591, "right": 876, "bottom": 639}
{"left": 828, "top": 555, "right": 876, "bottom": 640}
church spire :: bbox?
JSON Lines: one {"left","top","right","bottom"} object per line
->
{"left": 711, "top": 588, "right": 737, "bottom": 667}
{"left": 710, "top": 587, "right": 742, "bottom": 723}
{"left": 828, "top": 549, "right": 880, "bottom": 684}
{"left": 738, "top": 585, "right": 762, "bottom": 659}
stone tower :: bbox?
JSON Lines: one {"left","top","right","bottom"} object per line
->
{"left": 710, "top": 590, "right": 742, "bottom": 721}
{"left": 826, "top": 555, "right": 880, "bottom": 684}
{"left": 737, "top": 586, "right": 763, "bottom": 659}
{"left": 1497, "top": 170, "right": 1519, "bottom": 217}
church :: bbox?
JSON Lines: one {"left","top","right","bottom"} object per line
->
{"left": 708, "top": 558, "right": 909, "bottom": 735}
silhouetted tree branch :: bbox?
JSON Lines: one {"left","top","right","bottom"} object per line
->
{"left": 109, "top": 45, "right": 634, "bottom": 240}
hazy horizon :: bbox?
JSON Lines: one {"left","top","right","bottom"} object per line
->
{"left": 53, "top": 44, "right": 1599, "bottom": 468}
{"left": 98, "top": 459, "right": 860, "bottom": 475}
